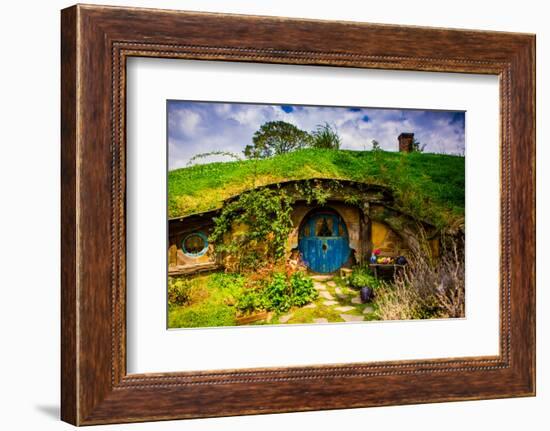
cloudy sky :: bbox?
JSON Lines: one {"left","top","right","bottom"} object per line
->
{"left": 168, "top": 100, "right": 465, "bottom": 170}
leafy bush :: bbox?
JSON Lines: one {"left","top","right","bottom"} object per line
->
{"left": 311, "top": 123, "right": 341, "bottom": 150}
{"left": 206, "top": 272, "right": 245, "bottom": 308}
{"left": 289, "top": 272, "right": 318, "bottom": 306}
{"left": 264, "top": 272, "right": 292, "bottom": 312}
{"left": 262, "top": 271, "right": 317, "bottom": 313}
{"left": 349, "top": 267, "right": 380, "bottom": 290}
{"left": 168, "top": 273, "right": 239, "bottom": 328}
{"left": 168, "top": 277, "right": 192, "bottom": 305}
{"left": 235, "top": 289, "right": 269, "bottom": 314}
{"left": 234, "top": 271, "right": 317, "bottom": 314}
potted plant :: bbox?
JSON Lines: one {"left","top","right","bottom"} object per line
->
{"left": 360, "top": 285, "right": 375, "bottom": 303}
{"left": 349, "top": 268, "right": 377, "bottom": 303}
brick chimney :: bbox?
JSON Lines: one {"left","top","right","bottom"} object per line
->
{"left": 398, "top": 133, "right": 414, "bottom": 153}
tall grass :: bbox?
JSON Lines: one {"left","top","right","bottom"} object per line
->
{"left": 168, "top": 148, "right": 464, "bottom": 228}
{"left": 375, "top": 233, "right": 465, "bottom": 320}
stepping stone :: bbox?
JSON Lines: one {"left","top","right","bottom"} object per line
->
{"left": 327, "top": 281, "right": 337, "bottom": 287}
{"left": 363, "top": 305, "right": 374, "bottom": 314}
{"left": 320, "top": 291, "right": 334, "bottom": 300}
{"left": 313, "top": 282, "right": 327, "bottom": 291}
{"left": 340, "top": 314, "right": 364, "bottom": 322}
{"left": 336, "top": 293, "right": 348, "bottom": 300}
{"left": 311, "top": 275, "right": 333, "bottom": 281}
{"left": 313, "top": 318, "right": 329, "bottom": 324}
{"left": 323, "top": 300, "right": 338, "bottom": 306}
{"left": 279, "top": 313, "right": 293, "bottom": 323}
{"left": 303, "top": 303, "right": 317, "bottom": 309}
{"left": 351, "top": 296, "right": 362, "bottom": 304}
{"left": 335, "top": 287, "right": 342, "bottom": 294}
{"left": 335, "top": 306, "right": 354, "bottom": 312}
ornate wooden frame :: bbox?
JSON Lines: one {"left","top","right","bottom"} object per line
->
{"left": 61, "top": 4, "right": 536, "bottom": 425}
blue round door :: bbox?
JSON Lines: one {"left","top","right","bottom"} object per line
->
{"left": 298, "top": 210, "right": 350, "bottom": 273}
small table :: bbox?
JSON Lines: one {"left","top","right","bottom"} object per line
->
{"left": 368, "top": 264, "right": 405, "bottom": 279}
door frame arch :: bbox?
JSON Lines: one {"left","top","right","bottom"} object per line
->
{"left": 298, "top": 207, "right": 349, "bottom": 239}
{"left": 298, "top": 206, "right": 351, "bottom": 273}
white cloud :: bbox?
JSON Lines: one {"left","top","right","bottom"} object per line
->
{"left": 170, "top": 109, "right": 202, "bottom": 137}
{"left": 167, "top": 101, "right": 465, "bottom": 169}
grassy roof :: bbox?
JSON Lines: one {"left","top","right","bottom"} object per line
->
{"left": 168, "top": 149, "right": 465, "bottom": 228}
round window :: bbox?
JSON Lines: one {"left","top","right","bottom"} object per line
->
{"left": 182, "top": 232, "right": 208, "bottom": 257}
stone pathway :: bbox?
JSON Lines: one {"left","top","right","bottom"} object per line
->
{"left": 276, "top": 275, "right": 374, "bottom": 325}
{"left": 310, "top": 275, "right": 333, "bottom": 282}
{"left": 335, "top": 305, "right": 354, "bottom": 312}
{"left": 363, "top": 305, "right": 374, "bottom": 314}
{"left": 319, "top": 291, "right": 334, "bottom": 300}
{"left": 315, "top": 278, "right": 365, "bottom": 322}
{"left": 340, "top": 314, "right": 364, "bottom": 322}
{"left": 279, "top": 313, "right": 293, "bottom": 323}
{"left": 313, "top": 282, "right": 326, "bottom": 291}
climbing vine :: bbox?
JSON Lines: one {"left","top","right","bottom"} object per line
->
{"left": 294, "top": 179, "right": 346, "bottom": 206}
{"left": 210, "top": 187, "right": 294, "bottom": 272}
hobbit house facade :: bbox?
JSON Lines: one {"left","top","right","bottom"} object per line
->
{"left": 168, "top": 177, "right": 439, "bottom": 276}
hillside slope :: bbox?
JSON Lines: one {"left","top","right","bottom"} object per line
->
{"left": 168, "top": 149, "right": 465, "bottom": 228}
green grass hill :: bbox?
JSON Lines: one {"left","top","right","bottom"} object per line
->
{"left": 168, "top": 149, "right": 465, "bottom": 229}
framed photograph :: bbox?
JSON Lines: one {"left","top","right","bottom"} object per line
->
{"left": 61, "top": 4, "right": 535, "bottom": 425}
